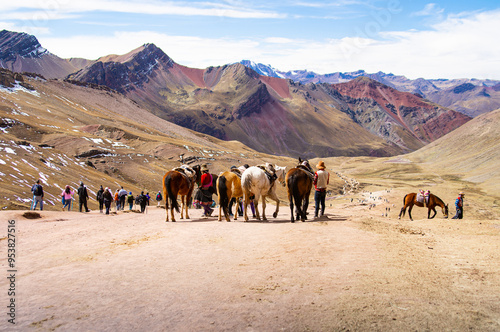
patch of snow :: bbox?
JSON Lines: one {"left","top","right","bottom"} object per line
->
{"left": 4, "top": 147, "right": 16, "bottom": 154}
{"left": 0, "top": 159, "right": 5, "bottom": 165}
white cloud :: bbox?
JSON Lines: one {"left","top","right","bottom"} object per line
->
{"left": 412, "top": 3, "right": 445, "bottom": 17}
{"left": 2, "top": 0, "right": 285, "bottom": 19}
{"left": 37, "top": 8, "right": 500, "bottom": 79}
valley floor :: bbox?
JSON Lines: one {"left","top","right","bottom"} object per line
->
{"left": 1, "top": 199, "right": 499, "bottom": 331}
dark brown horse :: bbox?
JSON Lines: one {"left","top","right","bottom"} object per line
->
{"left": 398, "top": 192, "right": 448, "bottom": 221}
{"left": 163, "top": 164, "right": 201, "bottom": 222}
{"left": 286, "top": 158, "right": 314, "bottom": 223}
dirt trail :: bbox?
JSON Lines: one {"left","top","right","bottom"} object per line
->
{"left": 1, "top": 203, "right": 499, "bottom": 331}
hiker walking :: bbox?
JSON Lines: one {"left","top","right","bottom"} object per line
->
{"left": 30, "top": 179, "right": 44, "bottom": 210}
{"left": 313, "top": 161, "right": 330, "bottom": 218}
{"left": 452, "top": 192, "right": 465, "bottom": 219}
{"left": 138, "top": 191, "right": 148, "bottom": 213}
{"left": 118, "top": 186, "right": 128, "bottom": 211}
{"left": 127, "top": 192, "right": 134, "bottom": 211}
{"left": 96, "top": 185, "right": 104, "bottom": 213}
{"left": 77, "top": 182, "right": 90, "bottom": 212}
{"left": 103, "top": 187, "right": 113, "bottom": 215}
{"left": 156, "top": 191, "right": 163, "bottom": 207}
{"left": 61, "top": 185, "right": 74, "bottom": 211}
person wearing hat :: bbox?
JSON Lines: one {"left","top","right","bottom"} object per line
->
{"left": 313, "top": 161, "right": 330, "bottom": 218}
{"left": 452, "top": 192, "right": 465, "bottom": 219}
{"left": 198, "top": 164, "right": 214, "bottom": 217}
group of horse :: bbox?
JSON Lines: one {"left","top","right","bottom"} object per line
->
{"left": 162, "top": 159, "right": 450, "bottom": 223}
{"left": 162, "top": 158, "right": 316, "bottom": 223}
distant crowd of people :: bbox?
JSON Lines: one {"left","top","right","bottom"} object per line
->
{"left": 30, "top": 180, "right": 163, "bottom": 215}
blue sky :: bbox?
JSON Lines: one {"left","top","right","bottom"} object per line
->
{"left": 1, "top": 0, "right": 500, "bottom": 79}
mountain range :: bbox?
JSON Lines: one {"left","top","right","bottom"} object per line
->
{"left": 0, "top": 29, "right": 477, "bottom": 158}
{"left": 240, "top": 61, "right": 500, "bottom": 118}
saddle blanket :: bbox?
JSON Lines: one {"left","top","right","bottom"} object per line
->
{"left": 417, "top": 193, "right": 429, "bottom": 204}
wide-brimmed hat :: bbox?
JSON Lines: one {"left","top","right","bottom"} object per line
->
{"left": 201, "top": 164, "right": 209, "bottom": 172}
{"left": 459, "top": 191, "right": 465, "bottom": 196}
{"left": 316, "top": 161, "right": 326, "bottom": 170}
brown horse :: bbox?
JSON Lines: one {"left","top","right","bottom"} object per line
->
{"left": 217, "top": 168, "right": 244, "bottom": 222}
{"left": 286, "top": 158, "right": 314, "bottom": 223}
{"left": 398, "top": 192, "right": 448, "bottom": 221}
{"left": 163, "top": 164, "right": 201, "bottom": 222}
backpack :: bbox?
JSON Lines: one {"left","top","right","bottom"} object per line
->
{"left": 135, "top": 195, "right": 143, "bottom": 205}
{"left": 33, "top": 184, "right": 42, "bottom": 196}
{"left": 156, "top": 192, "right": 162, "bottom": 201}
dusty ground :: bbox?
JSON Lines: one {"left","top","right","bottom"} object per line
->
{"left": 1, "top": 192, "right": 499, "bottom": 332}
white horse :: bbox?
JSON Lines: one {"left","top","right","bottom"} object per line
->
{"left": 241, "top": 163, "right": 287, "bottom": 222}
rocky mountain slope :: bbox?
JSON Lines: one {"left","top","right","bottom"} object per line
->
{"left": 0, "top": 30, "right": 473, "bottom": 158}
{"left": 0, "top": 68, "right": 298, "bottom": 211}
{"left": 0, "top": 30, "right": 92, "bottom": 79}
{"left": 69, "top": 44, "right": 469, "bottom": 158}
{"left": 240, "top": 61, "right": 500, "bottom": 117}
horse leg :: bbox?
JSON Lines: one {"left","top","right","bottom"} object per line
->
{"left": 289, "top": 194, "right": 295, "bottom": 223}
{"left": 254, "top": 195, "right": 261, "bottom": 220}
{"left": 398, "top": 206, "right": 406, "bottom": 219}
{"left": 180, "top": 196, "right": 185, "bottom": 219}
{"left": 243, "top": 193, "right": 249, "bottom": 222}
{"left": 269, "top": 192, "right": 280, "bottom": 219}
{"left": 408, "top": 205, "right": 413, "bottom": 221}
{"left": 429, "top": 207, "right": 437, "bottom": 219}
{"left": 165, "top": 198, "right": 169, "bottom": 222}
{"left": 261, "top": 196, "right": 267, "bottom": 221}
{"left": 302, "top": 197, "right": 309, "bottom": 222}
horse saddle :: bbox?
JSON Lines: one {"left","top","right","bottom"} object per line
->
{"left": 230, "top": 168, "right": 242, "bottom": 178}
{"left": 297, "top": 164, "right": 314, "bottom": 180}
{"left": 173, "top": 165, "right": 195, "bottom": 186}
{"left": 416, "top": 193, "right": 429, "bottom": 204}
{"left": 257, "top": 165, "right": 277, "bottom": 183}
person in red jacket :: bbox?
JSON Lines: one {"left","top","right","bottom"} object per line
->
{"left": 198, "top": 164, "right": 214, "bottom": 217}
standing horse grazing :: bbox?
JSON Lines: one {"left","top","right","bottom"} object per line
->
{"left": 398, "top": 192, "right": 448, "bottom": 221}
{"left": 241, "top": 164, "right": 287, "bottom": 222}
{"left": 217, "top": 168, "right": 244, "bottom": 222}
{"left": 163, "top": 165, "right": 201, "bottom": 222}
{"left": 286, "top": 158, "right": 314, "bottom": 223}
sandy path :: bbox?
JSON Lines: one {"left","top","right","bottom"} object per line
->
{"left": 1, "top": 201, "right": 499, "bottom": 331}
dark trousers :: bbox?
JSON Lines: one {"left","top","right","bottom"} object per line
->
{"left": 452, "top": 207, "right": 463, "bottom": 219}
{"left": 104, "top": 199, "right": 111, "bottom": 214}
{"left": 98, "top": 200, "right": 104, "bottom": 212}
{"left": 314, "top": 190, "right": 326, "bottom": 217}
{"left": 79, "top": 199, "right": 89, "bottom": 212}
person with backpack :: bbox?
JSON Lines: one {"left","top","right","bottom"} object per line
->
{"left": 114, "top": 189, "right": 120, "bottom": 211}
{"left": 77, "top": 181, "right": 90, "bottom": 213}
{"left": 103, "top": 187, "right": 113, "bottom": 215}
{"left": 31, "top": 179, "right": 44, "bottom": 210}
{"left": 96, "top": 185, "right": 104, "bottom": 213}
{"left": 127, "top": 192, "right": 135, "bottom": 211}
{"left": 156, "top": 191, "right": 163, "bottom": 207}
{"left": 118, "top": 186, "right": 128, "bottom": 211}
{"left": 61, "top": 185, "right": 74, "bottom": 211}
{"left": 137, "top": 191, "right": 147, "bottom": 213}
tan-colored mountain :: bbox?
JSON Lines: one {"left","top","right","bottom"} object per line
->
{"left": 408, "top": 107, "right": 500, "bottom": 195}
{"left": 68, "top": 44, "right": 470, "bottom": 158}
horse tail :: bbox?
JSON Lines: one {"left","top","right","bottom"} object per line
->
{"left": 218, "top": 176, "right": 230, "bottom": 210}
{"left": 165, "top": 175, "right": 180, "bottom": 213}
{"left": 242, "top": 174, "right": 252, "bottom": 193}
{"left": 403, "top": 194, "right": 408, "bottom": 205}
